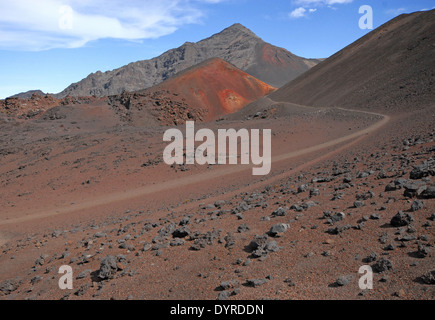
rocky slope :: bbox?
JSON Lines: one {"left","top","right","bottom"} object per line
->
{"left": 57, "top": 24, "right": 321, "bottom": 98}
{"left": 9, "top": 90, "right": 46, "bottom": 99}
{"left": 0, "top": 93, "right": 101, "bottom": 120}
{"left": 270, "top": 9, "right": 435, "bottom": 114}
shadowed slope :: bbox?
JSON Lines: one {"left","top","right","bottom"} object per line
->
{"left": 270, "top": 10, "right": 435, "bottom": 114}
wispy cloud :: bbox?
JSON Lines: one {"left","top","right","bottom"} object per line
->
{"left": 385, "top": 8, "right": 407, "bottom": 16}
{"left": 289, "top": 0, "right": 352, "bottom": 18}
{"left": 0, "top": 0, "right": 221, "bottom": 51}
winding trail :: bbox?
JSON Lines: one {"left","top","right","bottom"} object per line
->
{"left": 0, "top": 107, "right": 390, "bottom": 228}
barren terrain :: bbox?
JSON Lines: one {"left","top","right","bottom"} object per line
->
{"left": 0, "top": 10, "right": 434, "bottom": 301}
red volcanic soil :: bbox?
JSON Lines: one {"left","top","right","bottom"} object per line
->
{"left": 107, "top": 58, "right": 276, "bottom": 126}
{"left": 0, "top": 94, "right": 61, "bottom": 119}
{"left": 0, "top": 99, "right": 433, "bottom": 300}
{"left": 0, "top": 11, "right": 434, "bottom": 302}
{"left": 152, "top": 58, "right": 276, "bottom": 121}
{"left": 0, "top": 93, "right": 102, "bottom": 120}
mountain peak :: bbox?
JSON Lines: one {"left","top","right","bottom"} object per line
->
{"left": 57, "top": 23, "right": 320, "bottom": 97}
{"left": 220, "top": 23, "right": 260, "bottom": 39}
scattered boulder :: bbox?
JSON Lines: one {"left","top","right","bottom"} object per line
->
{"left": 372, "top": 258, "right": 393, "bottom": 273}
{"left": 354, "top": 201, "right": 365, "bottom": 208}
{"left": 264, "top": 241, "right": 280, "bottom": 253}
{"left": 410, "top": 160, "right": 435, "bottom": 180}
{"left": 416, "top": 242, "right": 431, "bottom": 258}
{"left": 224, "top": 233, "right": 236, "bottom": 249}
{"left": 179, "top": 217, "right": 190, "bottom": 226}
{"left": 390, "top": 211, "right": 414, "bottom": 227}
{"left": 364, "top": 252, "right": 378, "bottom": 263}
{"left": 93, "top": 232, "right": 107, "bottom": 238}
{"left": 420, "top": 270, "right": 435, "bottom": 284}
{"left": 403, "top": 181, "right": 427, "bottom": 198}
{"left": 327, "top": 224, "right": 351, "bottom": 235}
{"left": 335, "top": 275, "right": 354, "bottom": 287}
{"left": 297, "top": 184, "right": 309, "bottom": 193}
{"left": 410, "top": 200, "right": 424, "bottom": 212}
{"left": 217, "top": 291, "right": 231, "bottom": 300}
{"left": 98, "top": 256, "right": 120, "bottom": 280}
{"left": 0, "top": 278, "right": 22, "bottom": 296}
{"left": 248, "top": 234, "right": 279, "bottom": 258}
{"left": 219, "top": 280, "right": 239, "bottom": 291}
{"left": 420, "top": 185, "right": 435, "bottom": 199}
{"left": 272, "top": 207, "right": 287, "bottom": 217}
{"left": 237, "top": 224, "right": 250, "bottom": 233}
{"left": 172, "top": 226, "right": 190, "bottom": 238}
{"left": 246, "top": 278, "right": 268, "bottom": 288}
{"left": 309, "top": 189, "right": 320, "bottom": 197}
{"left": 170, "top": 238, "right": 185, "bottom": 247}
{"left": 268, "top": 223, "right": 290, "bottom": 237}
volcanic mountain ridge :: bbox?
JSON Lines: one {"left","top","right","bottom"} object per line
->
{"left": 56, "top": 23, "right": 321, "bottom": 98}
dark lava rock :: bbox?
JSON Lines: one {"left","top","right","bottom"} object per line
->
{"left": 170, "top": 238, "right": 185, "bottom": 247}
{"left": 420, "top": 270, "right": 435, "bottom": 284}
{"left": 354, "top": 201, "right": 365, "bottom": 208}
{"left": 264, "top": 241, "right": 280, "bottom": 253}
{"left": 248, "top": 234, "right": 279, "bottom": 257}
{"left": 268, "top": 223, "right": 290, "bottom": 237}
{"left": 98, "top": 256, "right": 119, "bottom": 280}
{"left": 410, "top": 160, "right": 435, "bottom": 180}
{"left": 246, "top": 278, "right": 268, "bottom": 288}
{"left": 420, "top": 185, "right": 435, "bottom": 199}
{"left": 217, "top": 291, "right": 231, "bottom": 300}
{"left": 390, "top": 211, "right": 414, "bottom": 227}
{"left": 410, "top": 200, "right": 424, "bottom": 212}
{"left": 172, "top": 226, "right": 190, "bottom": 238}
{"left": 297, "top": 184, "right": 309, "bottom": 193}
{"left": 310, "top": 188, "right": 320, "bottom": 197}
{"left": 336, "top": 275, "right": 354, "bottom": 287}
{"left": 372, "top": 258, "right": 393, "bottom": 273}
{"left": 248, "top": 235, "right": 269, "bottom": 251}
{"left": 179, "top": 217, "right": 190, "bottom": 226}
{"left": 417, "top": 242, "right": 431, "bottom": 258}
{"left": 403, "top": 181, "right": 427, "bottom": 198}
{"left": 364, "top": 252, "right": 378, "bottom": 263}
{"left": 224, "top": 233, "right": 236, "bottom": 249}
{"left": 0, "top": 278, "right": 22, "bottom": 296}
{"left": 237, "top": 224, "right": 250, "bottom": 233}
{"left": 327, "top": 224, "right": 351, "bottom": 235}
{"left": 272, "top": 207, "right": 287, "bottom": 217}
{"left": 219, "top": 280, "right": 239, "bottom": 291}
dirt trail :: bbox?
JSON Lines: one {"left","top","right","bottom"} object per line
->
{"left": 0, "top": 106, "right": 390, "bottom": 229}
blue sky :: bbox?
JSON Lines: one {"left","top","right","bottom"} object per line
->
{"left": 0, "top": 0, "right": 433, "bottom": 99}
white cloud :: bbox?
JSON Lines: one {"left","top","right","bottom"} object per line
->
{"left": 0, "top": 0, "right": 221, "bottom": 51}
{"left": 386, "top": 8, "right": 407, "bottom": 15}
{"left": 290, "top": 7, "right": 307, "bottom": 18}
{"left": 289, "top": 6, "right": 319, "bottom": 18}
{"left": 289, "top": 0, "right": 351, "bottom": 18}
